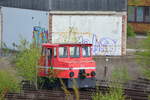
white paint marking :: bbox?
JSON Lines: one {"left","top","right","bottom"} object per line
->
{"left": 38, "top": 66, "right": 96, "bottom": 70}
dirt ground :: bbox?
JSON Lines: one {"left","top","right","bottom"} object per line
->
{"left": 0, "top": 57, "right": 12, "bottom": 69}
{"left": 0, "top": 56, "right": 19, "bottom": 78}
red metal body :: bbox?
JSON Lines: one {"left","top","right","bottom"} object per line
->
{"left": 38, "top": 43, "right": 96, "bottom": 79}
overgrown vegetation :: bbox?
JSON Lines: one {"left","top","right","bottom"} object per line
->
{"left": 15, "top": 39, "right": 40, "bottom": 88}
{"left": 111, "top": 67, "right": 131, "bottom": 83}
{"left": 136, "top": 33, "right": 150, "bottom": 79}
{"left": 92, "top": 87, "right": 125, "bottom": 100}
{"left": 92, "top": 67, "right": 130, "bottom": 100}
{"left": 60, "top": 79, "right": 79, "bottom": 100}
{"left": 128, "top": 0, "right": 140, "bottom": 5}
{"left": 127, "top": 24, "right": 136, "bottom": 37}
{"left": 0, "top": 69, "right": 20, "bottom": 100}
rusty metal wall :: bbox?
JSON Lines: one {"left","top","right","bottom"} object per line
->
{"left": 0, "top": 0, "right": 127, "bottom": 11}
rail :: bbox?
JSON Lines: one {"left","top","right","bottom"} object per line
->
{"left": 5, "top": 78, "right": 150, "bottom": 100}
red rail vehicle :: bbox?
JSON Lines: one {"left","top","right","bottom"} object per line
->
{"left": 38, "top": 43, "right": 96, "bottom": 88}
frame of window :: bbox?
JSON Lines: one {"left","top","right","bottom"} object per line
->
{"left": 128, "top": 6, "right": 150, "bottom": 23}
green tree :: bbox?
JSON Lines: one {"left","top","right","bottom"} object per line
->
{"left": 15, "top": 39, "right": 40, "bottom": 89}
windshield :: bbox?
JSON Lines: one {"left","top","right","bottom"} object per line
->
{"left": 82, "top": 46, "right": 91, "bottom": 57}
{"left": 59, "top": 47, "right": 68, "bottom": 58}
{"left": 70, "top": 46, "right": 80, "bottom": 58}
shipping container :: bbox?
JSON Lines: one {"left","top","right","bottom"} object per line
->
{"left": 49, "top": 11, "right": 127, "bottom": 56}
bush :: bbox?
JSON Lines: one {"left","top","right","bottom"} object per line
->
{"left": 127, "top": 24, "right": 136, "bottom": 37}
{"left": 16, "top": 45, "right": 40, "bottom": 81}
{"left": 15, "top": 39, "right": 40, "bottom": 89}
{"left": 0, "top": 70, "right": 20, "bottom": 99}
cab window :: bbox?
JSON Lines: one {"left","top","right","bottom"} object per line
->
{"left": 70, "top": 46, "right": 80, "bottom": 58}
{"left": 82, "top": 46, "right": 91, "bottom": 57}
{"left": 54, "top": 47, "right": 57, "bottom": 57}
{"left": 47, "top": 48, "right": 52, "bottom": 59}
{"left": 59, "top": 47, "right": 68, "bottom": 58}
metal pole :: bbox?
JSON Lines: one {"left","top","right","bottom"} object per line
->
{"left": 104, "top": 57, "right": 109, "bottom": 78}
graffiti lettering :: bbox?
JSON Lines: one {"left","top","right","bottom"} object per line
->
{"left": 33, "top": 26, "right": 48, "bottom": 45}
{"left": 93, "top": 36, "right": 117, "bottom": 55}
{"left": 52, "top": 26, "right": 119, "bottom": 55}
{"left": 79, "top": 34, "right": 118, "bottom": 55}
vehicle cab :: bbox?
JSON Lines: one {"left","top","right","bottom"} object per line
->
{"left": 38, "top": 43, "right": 96, "bottom": 88}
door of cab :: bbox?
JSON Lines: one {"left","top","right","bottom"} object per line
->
{"left": 45, "top": 48, "right": 53, "bottom": 74}
{"left": 39, "top": 47, "right": 53, "bottom": 74}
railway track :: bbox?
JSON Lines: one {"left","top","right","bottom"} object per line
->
{"left": 5, "top": 78, "right": 150, "bottom": 100}
{"left": 5, "top": 87, "right": 150, "bottom": 100}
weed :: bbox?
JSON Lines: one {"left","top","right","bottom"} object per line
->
{"left": 15, "top": 39, "right": 40, "bottom": 89}
{"left": 0, "top": 70, "right": 20, "bottom": 99}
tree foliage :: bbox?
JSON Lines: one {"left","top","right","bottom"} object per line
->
{"left": 15, "top": 39, "right": 40, "bottom": 82}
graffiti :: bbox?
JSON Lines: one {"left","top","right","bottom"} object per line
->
{"left": 78, "top": 34, "right": 118, "bottom": 55}
{"left": 33, "top": 26, "right": 48, "bottom": 45}
{"left": 52, "top": 27, "right": 120, "bottom": 56}
{"left": 92, "top": 34, "right": 117, "bottom": 55}
{"left": 53, "top": 27, "right": 91, "bottom": 43}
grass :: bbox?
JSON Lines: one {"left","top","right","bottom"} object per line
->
{"left": 92, "top": 67, "right": 131, "bottom": 100}
{"left": 135, "top": 33, "right": 150, "bottom": 80}
{"left": 92, "top": 87, "right": 125, "bottom": 100}
{"left": 0, "top": 69, "right": 20, "bottom": 100}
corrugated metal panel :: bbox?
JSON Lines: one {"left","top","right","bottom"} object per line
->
{"left": 0, "top": 0, "right": 50, "bottom": 11}
{"left": 50, "top": 0, "right": 127, "bottom": 11}
{"left": 0, "top": 0, "right": 126, "bottom": 11}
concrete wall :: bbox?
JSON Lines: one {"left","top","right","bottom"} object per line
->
{"left": 1, "top": 7, "right": 49, "bottom": 49}
{"left": 95, "top": 56, "right": 141, "bottom": 80}
{"left": 50, "top": 12, "right": 127, "bottom": 56}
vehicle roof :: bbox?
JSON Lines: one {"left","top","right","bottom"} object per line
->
{"left": 42, "top": 43, "right": 92, "bottom": 48}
